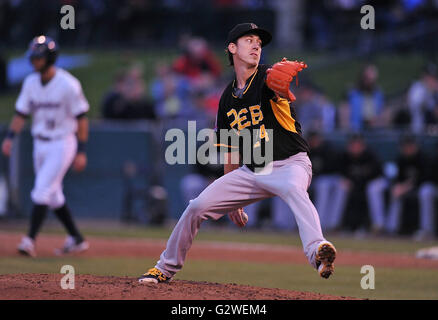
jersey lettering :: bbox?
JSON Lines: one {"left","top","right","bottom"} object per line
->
{"left": 46, "top": 119, "right": 56, "bottom": 130}
{"left": 15, "top": 68, "right": 89, "bottom": 139}
{"left": 249, "top": 105, "right": 263, "bottom": 125}
{"left": 227, "top": 105, "right": 264, "bottom": 131}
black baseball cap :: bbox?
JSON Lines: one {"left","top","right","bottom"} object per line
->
{"left": 226, "top": 23, "right": 272, "bottom": 47}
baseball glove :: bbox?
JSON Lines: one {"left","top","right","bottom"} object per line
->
{"left": 266, "top": 58, "right": 307, "bottom": 102}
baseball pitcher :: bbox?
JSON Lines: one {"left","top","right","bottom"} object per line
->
{"left": 2, "top": 36, "right": 90, "bottom": 257}
{"left": 139, "top": 23, "right": 336, "bottom": 283}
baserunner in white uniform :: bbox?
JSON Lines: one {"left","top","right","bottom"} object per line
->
{"left": 2, "top": 36, "right": 90, "bottom": 257}
{"left": 138, "top": 23, "right": 337, "bottom": 284}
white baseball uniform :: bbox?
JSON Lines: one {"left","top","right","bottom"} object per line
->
{"left": 15, "top": 68, "right": 89, "bottom": 209}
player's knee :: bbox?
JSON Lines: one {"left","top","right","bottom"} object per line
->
{"left": 367, "top": 178, "right": 386, "bottom": 194}
{"left": 283, "top": 182, "right": 304, "bottom": 196}
{"left": 366, "top": 182, "right": 376, "bottom": 197}
{"left": 419, "top": 184, "right": 435, "bottom": 198}
{"left": 31, "top": 189, "right": 51, "bottom": 205}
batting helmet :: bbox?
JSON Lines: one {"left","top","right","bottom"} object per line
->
{"left": 27, "top": 35, "right": 58, "bottom": 67}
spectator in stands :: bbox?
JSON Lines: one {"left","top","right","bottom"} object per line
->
{"left": 189, "top": 90, "right": 219, "bottom": 127}
{"left": 180, "top": 142, "right": 223, "bottom": 207}
{"left": 414, "top": 148, "right": 438, "bottom": 240}
{"left": 271, "top": 131, "right": 343, "bottom": 231}
{"left": 305, "top": 0, "right": 334, "bottom": 50}
{"left": 102, "top": 64, "right": 156, "bottom": 119}
{"left": 385, "top": 135, "right": 431, "bottom": 237}
{"left": 173, "top": 37, "right": 222, "bottom": 92}
{"left": 0, "top": 52, "right": 7, "bottom": 92}
{"left": 150, "top": 62, "right": 192, "bottom": 120}
{"left": 304, "top": 131, "right": 344, "bottom": 231}
{"left": 407, "top": 63, "right": 438, "bottom": 133}
{"left": 416, "top": 176, "right": 437, "bottom": 240}
{"left": 392, "top": 101, "right": 412, "bottom": 129}
{"left": 338, "top": 134, "right": 382, "bottom": 232}
{"left": 295, "top": 82, "right": 336, "bottom": 134}
{"left": 366, "top": 167, "right": 392, "bottom": 236}
{"left": 348, "top": 64, "right": 385, "bottom": 131}
{"left": 180, "top": 134, "right": 261, "bottom": 228}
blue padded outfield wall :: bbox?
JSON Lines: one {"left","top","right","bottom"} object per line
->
{"left": 4, "top": 121, "right": 438, "bottom": 221}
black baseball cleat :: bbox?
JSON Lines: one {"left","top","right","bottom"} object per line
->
{"left": 138, "top": 267, "right": 171, "bottom": 284}
{"left": 315, "top": 241, "right": 337, "bottom": 279}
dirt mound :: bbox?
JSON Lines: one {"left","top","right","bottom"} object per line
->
{"left": 0, "top": 274, "right": 355, "bottom": 300}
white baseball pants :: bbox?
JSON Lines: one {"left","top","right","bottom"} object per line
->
{"left": 31, "top": 134, "right": 77, "bottom": 209}
{"left": 156, "top": 152, "right": 327, "bottom": 277}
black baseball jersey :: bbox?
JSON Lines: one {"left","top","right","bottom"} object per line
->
{"left": 214, "top": 64, "right": 309, "bottom": 171}
{"left": 395, "top": 151, "right": 428, "bottom": 187}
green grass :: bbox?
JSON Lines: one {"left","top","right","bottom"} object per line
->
{"left": 299, "top": 52, "right": 426, "bottom": 102}
{"left": 0, "top": 49, "right": 181, "bottom": 121}
{"left": 3, "top": 223, "right": 438, "bottom": 254}
{"left": 0, "top": 49, "right": 429, "bottom": 122}
{"left": 1, "top": 256, "right": 437, "bottom": 299}
{"left": 53, "top": 225, "right": 438, "bottom": 254}
{"left": 2, "top": 224, "right": 437, "bottom": 299}
{"left": 86, "top": 226, "right": 438, "bottom": 254}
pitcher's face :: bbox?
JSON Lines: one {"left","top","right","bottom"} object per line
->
{"left": 229, "top": 34, "right": 262, "bottom": 67}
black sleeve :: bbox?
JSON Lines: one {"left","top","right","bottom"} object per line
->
{"left": 15, "top": 110, "right": 30, "bottom": 118}
{"left": 76, "top": 112, "right": 87, "bottom": 119}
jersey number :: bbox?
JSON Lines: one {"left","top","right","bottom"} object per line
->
{"left": 46, "top": 119, "right": 56, "bottom": 130}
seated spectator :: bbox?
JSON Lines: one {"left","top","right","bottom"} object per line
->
{"left": 173, "top": 37, "right": 222, "bottom": 92}
{"left": 385, "top": 135, "right": 432, "bottom": 237}
{"left": 416, "top": 178, "right": 437, "bottom": 241}
{"left": 102, "top": 64, "right": 156, "bottom": 119}
{"left": 392, "top": 102, "right": 412, "bottom": 129}
{"left": 180, "top": 136, "right": 261, "bottom": 228}
{"left": 150, "top": 63, "right": 192, "bottom": 120}
{"left": 415, "top": 149, "right": 438, "bottom": 241}
{"left": 307, "top": 131, "right": 344, "bottom": 231}
{"left": 337, "top": 134, "right": 382, "bottom": 232}
{"left": 189, "top": 90, "right": 218, "bottom": 127}
{"left": 407, "top": 63, "right": 438, "bottom": 133}
{"left": 337, "top": 99, "right": 351, "bottom": 131}
{"left": 366, "top": 170, "right": 391, "bottom": 236}
{"left": 180, "top": 144, "right": 223, "bottom": 207}
{"left": 271, "top": 131, "right": 342, "bottom": 231}
{"left": 295, "top": 82, "right": 336, "bottom": 134}
{"left": 0, "top": 52, "right": 7, "bottom": 92}
{"left": 348, "top": 64, "right": 385, "bottom": 131}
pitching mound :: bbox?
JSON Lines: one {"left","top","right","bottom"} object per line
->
{"left": 0, "top": 274, "right": 355, "bottom": 300}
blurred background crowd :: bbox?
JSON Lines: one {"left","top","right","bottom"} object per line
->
{"left": 0, "top": 0, "right": 438, "bottom": 241}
